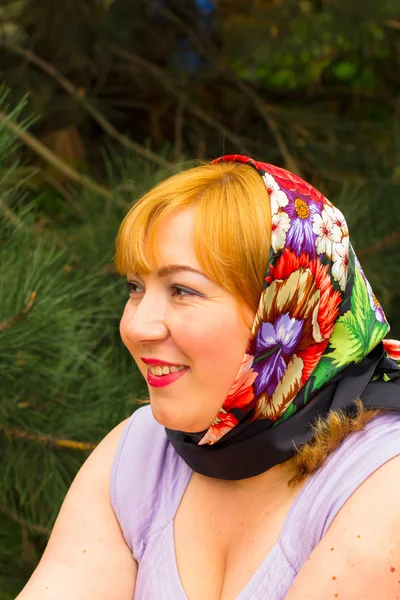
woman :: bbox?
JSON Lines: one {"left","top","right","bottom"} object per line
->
{"left": 17, "top": 155, "right": 400, "bottom": 600}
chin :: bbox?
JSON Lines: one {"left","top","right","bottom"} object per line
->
{"left": 149, "top": 401, "right": 212, "bottom": 434}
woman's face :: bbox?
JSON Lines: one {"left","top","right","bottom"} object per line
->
{"left": 120, "top": 207, "right": 255, "bottom": 433}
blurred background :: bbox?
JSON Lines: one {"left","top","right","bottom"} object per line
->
{"left": 0, "top": 0, "right": 399, "bottom": 596}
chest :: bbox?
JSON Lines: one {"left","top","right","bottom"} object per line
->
{"left": 173, "top": 474, "right": 301, "bottom": 600}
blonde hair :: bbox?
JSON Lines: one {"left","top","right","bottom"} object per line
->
{"left": 115, "top": 161, "right": 271, "bottom": 315}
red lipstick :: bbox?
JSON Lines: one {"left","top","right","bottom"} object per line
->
{"left": 141, "top": 357, "right": 188, "bottom": 367}
{"left": 146, "top": 367, "right": 189, "bottom": 388}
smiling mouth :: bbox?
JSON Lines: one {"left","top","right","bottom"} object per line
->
{"left": 148, "top": 365, "right": 187, "bottom": 376}
{"left": 147, "top": 365, "right": 189, "bottom": 388}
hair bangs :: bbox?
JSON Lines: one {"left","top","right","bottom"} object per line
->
{"left": 115, "top": 176, "right": 195, "bottom": 275}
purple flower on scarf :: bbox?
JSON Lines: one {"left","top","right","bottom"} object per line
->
{"left": 253, "top": 313, "right": 304, "bottom": 398}
{"left": 284, "top": 191, "right": 322, "bottom": 257}
{"left": 369, "top": 292, "right": 386, "bottom": 323}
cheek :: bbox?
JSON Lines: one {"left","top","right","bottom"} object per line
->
{"left": 183, "top": 313, "right": 250, "bottom": 381}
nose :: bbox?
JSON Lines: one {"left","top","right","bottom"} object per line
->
{"left": 121, "top": 292, "right": 169, "bottom": 345}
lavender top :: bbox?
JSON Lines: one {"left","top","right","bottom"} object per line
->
{"left": 110, "top": 406, "right": 400, "bottom": 599}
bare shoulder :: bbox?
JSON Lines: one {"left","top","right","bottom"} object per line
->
{"left": 16, "top": 417, "right": 137, "bottom": 600}
{"left": 286, "top": 454, "right": 400, "bottom": 600}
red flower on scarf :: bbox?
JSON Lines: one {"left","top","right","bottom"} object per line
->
{"left": 198, "top": 354, "right": 258, "bottom": 445}
{"left": 263, "top": 249, "right": 342, "bottom": 386}
{"left": 265, "top": 164, "right": 326, "bottom": 204}
{"left": 383, "top": 339, "right": 400, "bottom": 362}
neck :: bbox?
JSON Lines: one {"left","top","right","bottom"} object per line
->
{"left": 202, "top": 457, "right": 298, "bottom": 499}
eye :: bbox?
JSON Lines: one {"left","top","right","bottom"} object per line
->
{"left": 126, "top": 281, "right": 143, "bottom": 295}
{"left": 170, "top": 285, "right": 199, "bottom": 297}
{"left": 126, "top": 282, "right": 200, "bottom": 298}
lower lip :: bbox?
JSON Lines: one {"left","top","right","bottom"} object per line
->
{"left": 147, "top": 367, "right": 189, "bottom": 388}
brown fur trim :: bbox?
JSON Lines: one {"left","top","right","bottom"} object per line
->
{"left": 288, "top": 400, "right": 382, "bottom": 487}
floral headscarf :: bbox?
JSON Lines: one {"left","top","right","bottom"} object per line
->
{"left": 166, "top": 155, "right": 400, "bottom": 479}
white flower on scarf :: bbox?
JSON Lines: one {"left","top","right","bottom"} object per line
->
{"left": 271, "top": 210, "right": 291, "bottom": 253}
{"left": 332, "top": 236, "right": 350, "bottom": 291}
{"left": 323, "top": 203, "right": 348, "bottom": 238}
{"left": 262, "top": 173, "right": 289, "bottom": 215}
{"left": 312, "top": 208, "right": 342, "bottom": 258}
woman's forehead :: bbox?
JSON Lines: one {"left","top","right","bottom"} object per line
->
{"left": 152, "top": 208, "right": 199, "bottom": 260}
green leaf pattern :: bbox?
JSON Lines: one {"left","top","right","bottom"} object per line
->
{"left": 312, "top": 268, "right": 389, "bottom": 391}
{"left": 329, "top": 269, "right": 389, "bottom": 366}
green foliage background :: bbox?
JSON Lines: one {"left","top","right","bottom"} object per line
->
{"left": 0, "top": 0, "right": 399, "bottom": 596}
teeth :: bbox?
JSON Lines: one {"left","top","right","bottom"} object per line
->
{"left": 149, "top": 365, "right": 187, "bottom": 376}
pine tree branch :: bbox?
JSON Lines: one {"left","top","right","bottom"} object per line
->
{"left": 2, "top": 41, "right": 172, "bottom": 168}
{"left": 0, "top": 199, "right": 25, "bottom": 229}
{"left": 153, "top": 5, "right": 302, "bottom": 175}
{"left": 0, "top": 503, "right": 49, "bottom": 536}
{"left": 331, "top": 4, "right": 400, "bottom": 32}
{"left": 40, "top": 171, "right": 86, "bottom": 216}
{"left": 0, "top": 424, "right": 97, "bottom": 452}
{"left": 385, "top": 19, "right": 400, "bottom": 30}
{"left": 110, "top": 45, "right": 246, "bottom": 152}
{"left": 0, "top": 108, "right": 113, "bottom": 199}
{"left": 0, "top": 292, "right": 36, "bottom": 333}
{"left": 357, "top": 227, "right": 400, "bottom": 259}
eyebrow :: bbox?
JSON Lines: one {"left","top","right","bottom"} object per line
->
{"left": 131, "top": 264, "right": 210, "bottom": 279}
